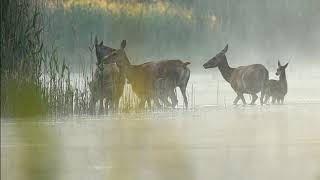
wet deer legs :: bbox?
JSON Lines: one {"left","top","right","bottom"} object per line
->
{"left": 233, "top": 93, "right": 247, "bottom": 105}
{"left": 250, "top": 94, "right": 258, "bottom": 105}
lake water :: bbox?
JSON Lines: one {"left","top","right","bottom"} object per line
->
{"left": 2, "top": 70, "right": 320, "bottom": 180}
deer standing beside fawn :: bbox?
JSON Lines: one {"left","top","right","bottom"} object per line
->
{"left": 203, "top": 45, "right": 269, "bottom": 105}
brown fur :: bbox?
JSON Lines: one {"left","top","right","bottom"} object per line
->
{"left": 103, "top": 40, "right": 190, "bottom": 109}
{"left": 264, "top": 61, "right": 288, "bottom": 104}
{"left": 88, "top": 37, "right": 125, "bottom": 114}
{"left": 154, "top": 77, "right": 177, "bottom": 107}
{"left": 89, "top": 63, "right": 124, "bottom": 114}
{"left": 203, "top": 44, "right": 269, "bottom": 105}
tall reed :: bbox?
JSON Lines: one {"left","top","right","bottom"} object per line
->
{"left": 1, "top": 0, "right": 92, "bottom": 117}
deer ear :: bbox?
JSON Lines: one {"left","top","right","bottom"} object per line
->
{"left": 99, "top": 41, "right": 103, "bottom": 46}
{"left": 278, "top": 60, "right": 281, "bottom": 67}
{"left": 121, "top": 40, "right": 126, "bottom": 49}
{"left": 283, "top": 62, "right": 288, "bottom": 69}
{"left": 221, "top": 44, "right": 228, "bottom": 54}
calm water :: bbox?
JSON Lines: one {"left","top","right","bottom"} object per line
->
{"left": 2, "top": 103, "right": 320, "bottom": 180}
{"left": 2, "top": 70, "right": 320, "bottom": 180}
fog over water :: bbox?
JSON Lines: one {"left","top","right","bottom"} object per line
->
{"left": 43, "top": 0, "right": 320, "bottom": 69}
{"left": 2, "top": 0, "right": 320, "bottom": 180}
{"left": 3, "top": 68, "right": 320, "bottom": 179}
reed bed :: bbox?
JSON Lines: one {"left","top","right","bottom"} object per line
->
{"left": 1, "top": 0, "right": 199, "bottom": 118}
{"left": 0, "top": 0, "right": 89, "bottom": 118}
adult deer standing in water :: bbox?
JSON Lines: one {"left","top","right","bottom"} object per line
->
{"left": 264, "top": 61, "right": 288, "bottom": 104}
{"left": 103, "top": 40, "right": 190, "bottom": 109}
{"left": 203, "top": 45, "right": 269, "bottom": 105}
{"left": 89, "top": 37, "right": 125, "bottom": 114}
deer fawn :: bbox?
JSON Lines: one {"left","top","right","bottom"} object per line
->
{"left": 264, "top": 60, "right": 288, "bottom": 104}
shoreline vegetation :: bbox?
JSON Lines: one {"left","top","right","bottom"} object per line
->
{"left": 62, "top": 0, "right": 194, "bottom": 19}
{"left": 43, "top": 0, "right": 217, "bottom": 64}
{"left": 1, "top": 0, "right": 318, "bottom": 117}
{"left": 1, "top": 0, "right": 211, "bottom": 118}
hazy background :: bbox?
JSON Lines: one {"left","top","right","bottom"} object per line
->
{"left": 42, "top": 0, "right": 320, "bottom": 72}
{"left": 2, "top": 1, "right": 320, "bottom": 180}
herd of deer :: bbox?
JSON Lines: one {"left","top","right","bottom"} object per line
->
{"left": 89, "top": 37, "right": 289, "bottom": 114}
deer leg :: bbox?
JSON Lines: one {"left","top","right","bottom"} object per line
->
{"left": 263, "top": 87, "right": 270, "bottom": 104}
{"left": 168, "top": 89, "right": 178, "bottom": 108}
{"left": 139, "top": 96, "right": 146, "bottom": 109}
{"left": 260, "top": 88, "right": 266, "bottom": 105}
{"left": 280, "top": 97, "right": 284, "bottom": 104}
{"left": 179, "top": 85, "right": 188, "bottom": 109}
{"left": 239, "top": 93, "right": 247, "bottom": 105}
{"left": 271, "top": 96, "right": 276, "bottom": 104}
{"left": 147, "top": 98, "right": 151, "bottom": 109}
{"left": 159, "top": 95, "right": 171, "bottom": 108}
{"left": 109, "top": 92, "right": 115, "bottom": 113}
{"left": 250, "top": 94, "right": 258, "bottom": 105}
{"left": 159, "top": 88, "right": 173, "bottom": 108}
{"left": 104, "top": 98, "right": 109, "bottom": 115}
{"left": 99, "top": 99, "right": 104, "bottom": 114}
{"left": 152, "top": 96, "right": 162, "bottom": 109}
{"left": 89, "top": 96, "right": 97, "bottom": 115}
{"left": 150, "top": 97, "right": 160, "bottom": 110}
{"left": 233, "top": 95, "right": 240, "bottom": 105}
{"left": 113, "top": 97, "right": 120, "bottom": 113}
{"left": 264, "top": 94, "right": 271, "bottom": 104}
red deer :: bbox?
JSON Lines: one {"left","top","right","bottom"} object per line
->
{"left": 94, "top": 37, "right": 116, "bottom": 65}
{"left": 103, "top": 40, "right": 190, "bottom": 109}
{"left": 88, "top": 37, "right": 125, "bottom": 114}
{"left": 89, "top": 63, "right": 124, "bottom": 113}
{"left": 203, "top": 45, "right": 269, "bottom": 105}
{"left": 154, "top": 77, "right": 178, "bottom": 107}
{"left": 156, "top": 60, "right": 191, "bottom": 108}
{"left": 264, "top": 61, "right": 288, "bottom": 104}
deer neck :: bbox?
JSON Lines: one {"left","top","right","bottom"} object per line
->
{"left": 279, "top": 71, "right": 287, "bottom": 94}
{"left": 217, "top": 57, "right": 234, "bottom": 83}
{"left": 119, "top": 59, "right": 137, "bottom": 83}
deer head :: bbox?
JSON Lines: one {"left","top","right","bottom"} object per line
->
{"left": 276, "top": 60, "right": 289, "bottom": 76}
{"left": 94, "top": 36, "right": 116, "bottom": 65}
{"left": 102, "top": 40, "right": 130, "bottom": 69}
{"left": 203, "top": 44, "right": 228, "bottom": 69}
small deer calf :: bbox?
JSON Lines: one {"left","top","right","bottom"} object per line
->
{"left": 264, "top": 61, "right": 288, "bottom": 104}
